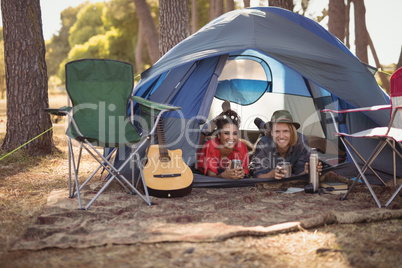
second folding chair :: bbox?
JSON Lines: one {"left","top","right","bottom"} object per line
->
{"left": 323, "top": 67, "right": 402, "bottom": 207}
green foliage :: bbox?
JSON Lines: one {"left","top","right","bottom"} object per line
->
{"left": 104, "top": 0, "right": 137, "bottom": 29}
{"left": 49, "top": 0, "right": 158, "bottom": 82}
{"left": 74, "top": 29, "right": 121, "bottom": 59}
{"left": 68, "top": 2, "right": 106, "bottom": 46}
{"left": 57, "top": 31, "right": 118, "bottom": 81}
{"left": 102, "top": 0, "right": 139, "bottom": 64}
{"left": 45, "top": 4, "right": 86, "bottom": 79}
{"left": 194, "top": 0, "right": 211, "bottom": 31}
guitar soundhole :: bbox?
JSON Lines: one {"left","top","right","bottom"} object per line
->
{"left": 160, "top": 155, "right": 171, "bottom": 162}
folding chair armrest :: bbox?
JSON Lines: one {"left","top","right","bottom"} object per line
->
{"left": 46, "top": 106, "right": 85, "bottom": 137}
{"left": 322, "top": 104, "right": 391, "bottom": 114}
{"left": 45, "top": 106, "right": 72, "bottom": 116}
{"left": 130, "top": 96, "right": 181, "bottom": 112}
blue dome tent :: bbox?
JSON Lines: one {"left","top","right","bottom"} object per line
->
{"left": 115, "top": 7, "right": 398, "bottom": 185}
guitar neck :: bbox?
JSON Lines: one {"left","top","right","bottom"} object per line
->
{"left": 157, "top": 119, "right": 169, "bottom": 158}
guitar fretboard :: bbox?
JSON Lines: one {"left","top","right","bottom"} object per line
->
{"left": 157, "top": 119, "right": 170, "bottom": 161}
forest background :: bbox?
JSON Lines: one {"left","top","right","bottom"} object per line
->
{"left": 1, "top": 0, "right": 401, "bottom": 99}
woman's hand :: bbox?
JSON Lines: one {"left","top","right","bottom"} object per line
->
{"left": 221, "top": 163, "right": 245, "bottom": 180}
{"left": 304, "top": 161, "right": 323, "bottom": 175}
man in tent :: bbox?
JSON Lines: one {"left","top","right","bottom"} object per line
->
{"left": 253, "top": 110, "right": 322, "bottom": 179}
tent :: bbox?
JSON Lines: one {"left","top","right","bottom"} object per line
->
{"left": 117, "top": 7, "right": 399, "bottom": 182}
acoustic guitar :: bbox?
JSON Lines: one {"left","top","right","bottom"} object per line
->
{"left": 143, "top": 119, "right": 193, "bottom": 198}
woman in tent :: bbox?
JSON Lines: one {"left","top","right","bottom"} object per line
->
{"left": 197, "top": 109, "right": 249, "bottom": 179}
{"left": 253, "top": 110, "right": 321, "bottom": 179}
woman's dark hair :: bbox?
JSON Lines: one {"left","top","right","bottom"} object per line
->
{"left": 214, "top": 109, "right": 240, "bottom": 131}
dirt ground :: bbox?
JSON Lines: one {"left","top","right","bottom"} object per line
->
{"left": 0, "top": 93, "right": 401, "bottom": 267}
{"left": 0, "top": 220, "right": 400, "bottom": 268}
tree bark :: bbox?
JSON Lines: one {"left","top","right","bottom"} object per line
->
{"left": 328, "top": 0, "right": 346, "bottom": 43}
{"left": 0, "top": 41, "right": 5, "bottom": 99}
{"left": 268, "top": 0, "right": 294, "bottom": 11}
{"left": 226, "top": 0, "right": 235, "bottom": 12}
{"left": 159, "top": 0, "right": 191, "bottom": 57}
{"left": 1, "top": 0, "right": 53, "bottom": 156}
{"left": 209, "top": 0, "right": 215, "bottom": 21}
{"left": 352, "top": 0, "right": 368, "bottom": 63}
{"left": 135, "top": 21, "right": 144, "bottom": 73}
{"left": 215, "top": 0, "right": 224, "bottom": 18}
{"left": 133, "top": 0, "right": 159, "bottom": 64}
{"left": 191, "top": 0, "right": 198, "bottom": 34}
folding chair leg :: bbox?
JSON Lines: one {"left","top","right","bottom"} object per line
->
{"left": 112, "top": 175, "right": 134, "bottom": 194}
{"left": 343, "top": 138, "right": 387, "bottom": 186}
{"left": 81, "top": 140, "right": 152, "bottom": 209}
{"left": 341, "top": 137, "right": 402, "bottom": 208}
{"left": 68, "top": 138, "right": 73, "bottom": 198}
{"left": 83, "top": 146, "right": 133, "bottom": 194}
{"left": 65, "top": 127, "right": 155, "bottom": 209}
{"left": 84, "top": 171, "right": 151, "bottom": 210}
{"left": 76, "top": 147, "right": 136, "bottom": 195}
{"left": 85, "top": 174, "right": 116, "bottom": 210}
{"left": 68, "top": 139, "right": 83, "bottom": 209}
{"left": 72, "top": 162, "right": 106, "bottom": 198}
{"left": 387, "top": 139, "right": 402, "bottom": 187}
{"left": 393, "top": 140, "right": 396, "bottom": 187}
{"left": 138, "top": 156, "right": 151, "bottom": 204}
{"left": 339, "top": 137, "right": 384, "bottom": 208}
{"left": 385, "top": 184, "right": 402, "bottom": 207}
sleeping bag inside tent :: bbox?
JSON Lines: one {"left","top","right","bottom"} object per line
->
{"left": 115, "top": 6, "right": 399, "bottom": 185}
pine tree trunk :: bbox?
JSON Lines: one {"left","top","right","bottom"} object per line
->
{"left": 1, "top": 0, "right": 53, "bottom": 156}
{"left": 135, "top": 21, "right": 144, "bottom": 73}
{"left": 352, "top": 0, "right": 368, "bottom": 63}
{"left": 0, "top": 43, "right": 5, "bottom": 99}
{"left": 215, "top": 0, "right": 224, "bottom": 18}
{"left": 133, "top": 0, "right": 159, "bottom": 64}
{"left": 328, "top": 0, "right": 346, "bottom": 42}
{"left": 210, "top": 0, "right": 216, "bottom": 20}
{"left": 191, "top": 0, "right": 198, "bottom": 33}
{"left": 0, "top": 41, "right": 5, "bottom": 99}
{"left": 159, "top": 0, "right": 191, "bottom": 56}
{"left": 268, "top": 0, "right": 294, "bottom": 11}
{"left": 226, "top": 0, "right": 235, "bottom": 12}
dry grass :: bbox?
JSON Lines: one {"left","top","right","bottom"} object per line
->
{"left": 0, "top": 93, "right": 401, "bottom": 267}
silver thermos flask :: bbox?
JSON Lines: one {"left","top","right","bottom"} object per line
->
{"left": 309, "top": 148, "right": 319, "bottom": 192}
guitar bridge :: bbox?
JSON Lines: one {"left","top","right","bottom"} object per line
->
{"left": 153, "top": 174, "right": 182, "bottom": 178}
